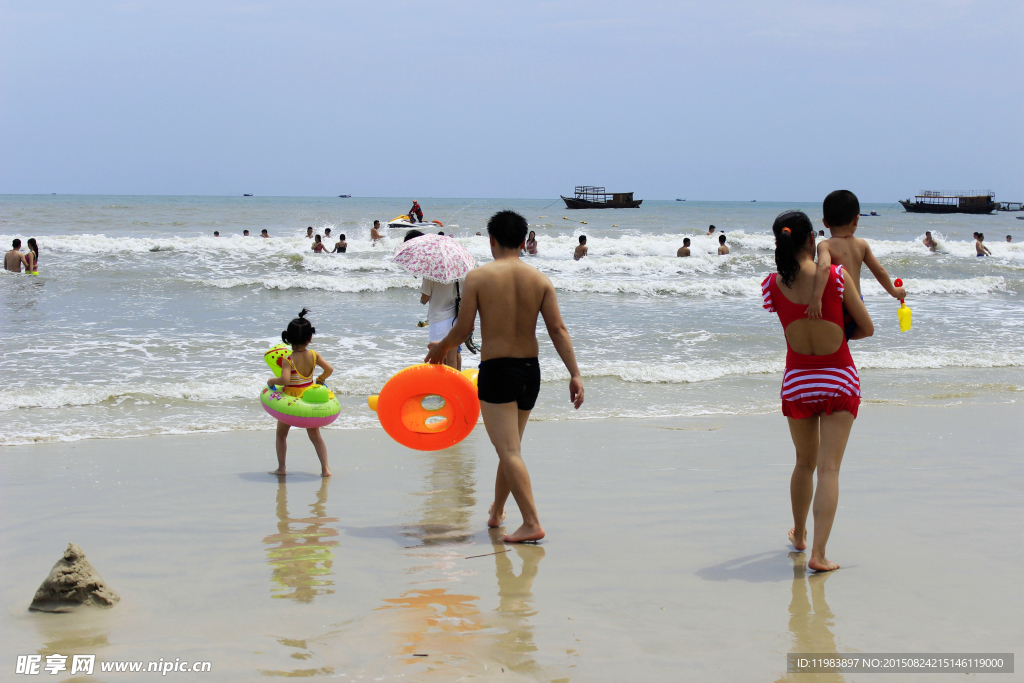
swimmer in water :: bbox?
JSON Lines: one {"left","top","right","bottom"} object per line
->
{"left": 707, "top": 225, "right": 716, "bottom": 236}
{"left": 717, "top": 234, "right": 729, "bottom": 255}
{"left": 24, "top": 238, "right": 39, "bottom": 273}
{"left": 306, "top": 227, "right": 314, "bottom": 239}
{"left": 261, "top": 229, "right": 270, "bottom": 238}
{"left": 922, "top": 231, "right": 937, "bottom": 251}
{"left": 243, "top": 230, "right": 250, "bottom": 236}
{"left": 311, "top": 234, "right": 327, "bottom": 253}
{"left": 573, "top": 235, "right": 588, "bottom": 260}
{"left": 525, "top": 231, "right": 538, "bottom": 255}
{"left": 677, "top": 237, "right": 691, "bottom": 257}
{"left": 370, "top": 220, "right": 384, "bottom": 245}
{"left": 975, "top": 233, "right": 991, "bottom": 256}
{"left": 213, "top": 231, "right": 220, "bottom": 237}
{"left": 5, "top": 239, "right": 27, "bottom": 273}
{"left": 324, "top": 228, "right": 332, "bottom": 240}
{"left": 333, "top": 234, "right": 347, "bottom": 253}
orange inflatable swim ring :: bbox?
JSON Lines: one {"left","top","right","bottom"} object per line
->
{"left": 368, "top": 364, "right": 480, "bottom": 451}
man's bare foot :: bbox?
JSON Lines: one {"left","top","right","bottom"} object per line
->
{"left": 321, "top": 470, "right": 332, "bottom": 477}
{"left": 270, "top": 469, "right": 286, "bottom": 476}
{"left": 788, "top": 527, "right": 807, "bottom": 552}
{"left": 808, "top": 557, "right": 840, "bottom": 572}
{"left": 503, "top": 522, "right": 545, "bottom": 543}
{"left": 487, "top": 503, "right": 506, "bottom": 528}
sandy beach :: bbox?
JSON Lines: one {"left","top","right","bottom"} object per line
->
{"left": 2, "top": 402, "right": 1020, "bottom": 681}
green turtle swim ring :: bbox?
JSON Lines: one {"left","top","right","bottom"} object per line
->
{"left": 261, "top": 343, "right": 341, "bottom": 428}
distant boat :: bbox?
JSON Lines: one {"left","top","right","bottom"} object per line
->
{"left": 338, "top": 194, "right": 352, "bottom": 198}
{"left": 676, "top": 198, "right": 685, "bottom": 201}
{"left": 900, "top": 190, "right": 997, "bottom": 214}
{"left": 751, "top": 200, "right": 757, "bottom": 202}
{"left": 243, "top": 194, "right": 253, "bottom": 197}
{"left": 561, "top": 186, "right": 642, "bottom": 209}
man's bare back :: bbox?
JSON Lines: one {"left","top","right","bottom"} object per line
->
{"left": 5, "top": 248, "right": 25, "bottom": 273}
{"left": 469, "top": 258, "right": 549, "bottom": 360}
{"left": 425, "top": 211, "right": 583, "bottom": 544}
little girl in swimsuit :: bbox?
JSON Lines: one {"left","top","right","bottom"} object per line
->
{"left": 762, "top": 211, "right": 873, "bottom": 572}
{"left": 267, "top": 309, "right": 334, "bottom": 477}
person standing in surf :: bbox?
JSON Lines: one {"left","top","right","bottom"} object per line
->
{"left": 761, "top": 211, "right": 873, "bottom": 572}
{"left": 426, "top": 210, "right": 584, "bottom": 543}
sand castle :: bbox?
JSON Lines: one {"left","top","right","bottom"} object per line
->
{"left": 29, "top": 543, "right": 119, "bottom": 613}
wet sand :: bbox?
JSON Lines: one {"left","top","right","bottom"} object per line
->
{"left": 1, "top": 403, "right": 1021, "bottom": 681}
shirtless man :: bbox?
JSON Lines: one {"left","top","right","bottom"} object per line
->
{"left": 261, "top": 229, "right": 270, "bottom": 238}
{"left": 573, "top": 235, "right": 588, "bottom": 260}
{"left": 370, "top": 220, "right": 384, "bottom": 245}
{"left": 426, "top": 210, "right": 584, "bottom": 543}
{"left": 975, "top": 233, "right": 991, "bottom": 256}
{"left": 243, "top": 230, "right": 250, "bottom": 236}
{"left": 922, "top": 231, "right": 937, "bottom": 251}
{"left": 677, "top": 237, "right": 691, "bottom": 257}
{"left": 717, "top": 234, "right": 729, "bottom": 255}
{"left": 5, "top": 239, "right": 27, "bottom": 272}
{"left": 306, "top": 227, "right": 314, "bottom": 239}
{"left": 1007, "top": 235, "right": 1012, "bottom": 243}
{"left": 706, "top": 225, "right": 716, "bottom": 236}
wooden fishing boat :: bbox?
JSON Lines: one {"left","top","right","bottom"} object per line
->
{"left": 561, "top": 186, "right": 642, "bottom": 209}
{"left": 899, "top": 191, "right": 997, "bottom": 214}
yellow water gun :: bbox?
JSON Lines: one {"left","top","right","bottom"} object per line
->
{"left": 894, "top": 278, "right": 911, "bottom": 332}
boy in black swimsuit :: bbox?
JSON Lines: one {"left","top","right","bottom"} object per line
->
{"left": 426, "top": 210, "right": 584, "bottom": 543}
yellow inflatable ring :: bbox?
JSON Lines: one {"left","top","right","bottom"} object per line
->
{"left": 370, "top": 364, "right": 480, "bottom": 451}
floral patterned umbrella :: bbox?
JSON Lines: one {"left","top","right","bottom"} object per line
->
{"left": 392, "top": 234, "right": 476, "bottom": 284}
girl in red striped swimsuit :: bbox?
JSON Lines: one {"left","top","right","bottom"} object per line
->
{"left": 762, "top": 211, "right": 873, "bottom": 572}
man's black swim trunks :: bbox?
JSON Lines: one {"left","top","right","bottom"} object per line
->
{"left": 477, "top": 357, "right": 541, "bottom": 411}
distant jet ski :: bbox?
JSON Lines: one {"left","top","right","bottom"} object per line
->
{"left": 387, "top": 215, "right": 444, "bottom": 230}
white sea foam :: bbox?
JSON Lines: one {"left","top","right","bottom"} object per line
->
{"left": 200, "top": 274, "right": 419, "bottom": 292}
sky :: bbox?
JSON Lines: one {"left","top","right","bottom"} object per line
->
{"left": 0, "top": 1, "right": 1021, "bottom": 201}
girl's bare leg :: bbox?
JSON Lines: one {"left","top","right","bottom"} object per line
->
{"left": 787, "top": 416, "right": 819, "bottom": 552}
{"left": 306, "top": 427, "right": 331, "bottom": 477}
{"left": 808, "top": 410, "right": 854, "bottom": 571}
{"left": 271, "top": 421, "right": 290, "bottom": 474}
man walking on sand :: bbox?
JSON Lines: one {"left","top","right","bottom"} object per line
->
{"left": 426, "top": 210, "right": 584, "bottom": 543}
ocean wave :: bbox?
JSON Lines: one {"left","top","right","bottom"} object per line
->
{"left": 200, "top": 274, "right": 419, "bottom": 292}
{"left": 6, "top": 229, "right": 1020, "bottom": 263}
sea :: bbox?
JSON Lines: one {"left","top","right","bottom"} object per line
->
{"left": 2, "top": 195, "right": 1022, "bottom": 446}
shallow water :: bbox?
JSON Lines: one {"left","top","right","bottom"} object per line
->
{"left": 2, "top": 195, "right": 1022, "bottom": 444}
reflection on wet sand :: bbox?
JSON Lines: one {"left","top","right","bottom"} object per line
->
{"left": 374, "top": 441, "right": 552, "bottom": 678}
{"left": 36, "top": 621, "right": 109, "bottom": 658}
{"left": 776, "top": 552, "right": 847, "bottom": 683}
{"left": 401, "top": 444, "right": 478, "bottom": 547}
{"left": 488, "top": 531, "right": 546, "bottom": 677}
{"left": 258, "top": 478, "right": 341, "bottom": 677}
{"left": 262, "top": 477, "right": 339, "bottom": 602}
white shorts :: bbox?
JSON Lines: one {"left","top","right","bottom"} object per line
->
{"left": 428, "top": 317, "right": 462, "bottom": 353}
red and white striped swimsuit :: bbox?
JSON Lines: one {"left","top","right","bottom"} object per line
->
{"left": 762, "top": 265, "right": 861, "bottom": 419}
